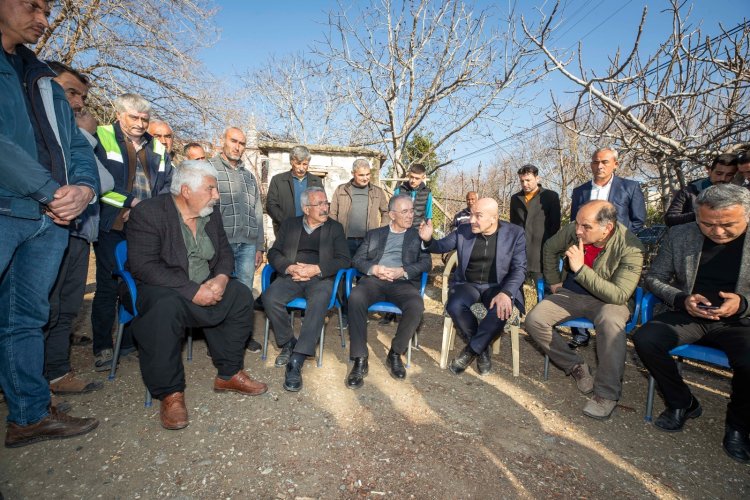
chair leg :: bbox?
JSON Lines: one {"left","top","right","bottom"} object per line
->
{"left": 492, "top": 337, "right": 500, "bottom": 355}
{"left": 144, "top": 387, "right": 152, "bottom": 408}
{"left": 510, "top": 325, "right": 520, "bottom": 377}
{"left": 645, "top": 375, "right": 656, "bottom": 422}
{"left": 337, "top": 307, "right": 346, "bottom": 348}
{"left": 262, "top": 318, "right": 270, "bottom": 361}
{"left": 109, "top": 320, "right": 124, "bottom": 381}
{"left": 543, "top": 354, "right": 550, "bottom": 381}
{"left": 440, "top": 318, "right": 454, "bottom": 369}
{"left": 406, "top": 336, "right": 412, "bottom": 368}
{"left": 187, "top": 329, "right": 193, "bottom": 362}
{"left": 413, "top": 332, "right": 420, "bottom": 350}
{"left": 317, "top": 314, "right": 326, "bottom": 368}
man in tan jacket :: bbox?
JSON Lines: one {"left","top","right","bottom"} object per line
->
{"left": 330, "top": 159, "right": 389, "bottom": 257}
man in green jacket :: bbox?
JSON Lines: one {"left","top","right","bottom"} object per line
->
{"left": 525, "top": 200, "right": 644, "bottom": 419}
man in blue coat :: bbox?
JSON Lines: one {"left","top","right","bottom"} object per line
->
{"left": 1, "top": 0, "right": 99, "bottom": 447}
{"left": 419, "top": 198, "right": 527, "bottom": 375}
{"left": 569, "top": 147, "right": 646, "bottom": 348}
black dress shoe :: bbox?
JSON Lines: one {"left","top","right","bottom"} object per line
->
{"left": 450, "top": 346, "right": 477, "bottom": 375}
{"left": 723, "top": 427, "right": 750, "bottom": 464}
{"left": 386, "top": 349, "right": 406, "bottom": 380}
{"left": 346, "top": 357, "right": 369, "bottom": 389}
{"left": 275, "top": 338, "right": 296, "bottom": 367}
{"left": 283, "top": 357, "right": 303, "bottom": 392}
{"left": 568, "top": 328, "right": 591, "bottom": 349}
{"left": 654, "top": 396, "right": 702, "bottom": 432}
{"left": 476, "top": 349, "right": 492, "bottom": 375}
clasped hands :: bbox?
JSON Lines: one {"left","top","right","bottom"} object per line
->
{"left": 285, "top": 263, "right": 321, "bottom": 281}
{"left": 371, "top": 265, "right": 405, "bottom": 281}
{"left": 193, "top": 274, "right": 229, "bottom": 306}
{"left": 44, "top": 185, "right": 95, "bottom": 225}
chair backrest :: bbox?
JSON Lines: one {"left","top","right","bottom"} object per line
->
{"left": 115, "top": 240, "right": 128, "bottom": 272}
{"left": 441, "top": 252, "right": 458, "bottom": 304}
{"left": 113, "top": 240, "right": 138, "bottom": 319}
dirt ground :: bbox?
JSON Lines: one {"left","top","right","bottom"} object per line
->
{"left": 0, "top": 257, "right": 748, "bottom": 499}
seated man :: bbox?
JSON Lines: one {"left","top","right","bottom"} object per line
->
{"left": 633, "top": 184, "right": 750, "bottom": 464}
{"left": 264, "top": 187, "right": 350, "bottom": 392}
{"left": 525, "top": 200, "right": 644, "bottom": 419}
{"left": 419, "top": 198, "right": 526, "bottom": 375}
{"left": 347, "top": 195, "right": 432, "bottom": 387}
{"left": 127, "top": 160, "right": 267, "bottom": 430}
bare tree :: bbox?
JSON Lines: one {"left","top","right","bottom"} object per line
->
{"left": 522, "top": 0, "right": 750, "bottom": 207}
{"left": 36, "top": 0, "right": 233, "bottom": 137}
{"left": 319, "top": 0, "right": 548, "bottom": 177}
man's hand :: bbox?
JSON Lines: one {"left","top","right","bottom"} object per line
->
{"left": 712, "top": 291, "right": 741, "bottom": 318}
{"left": 255, "top": 250, "right": 264, "bottom": 269}
{"left": 193, "top": 283, "right": 219, "bottom": 306}
{"left": 204, "top": 274, "right": 229, "bottom": 301}
{"left": 418, "top": 220, "right": 433, "bottom": 242}
{"left": 549, "top": 283, "right": 563, "bottom": 294}
{"left": 122, "top": 209, "right": 131, "bottom": 222}
{"left": 289, "top": 263, "right": 320, "bottom": 281}
{"left": 684, "top": 293, "right": 723, "bottom": 320}
{"left": 47, "top": 185, "right": 95, "bottom": 221}
{"left": 565, "top": 239, "right": 585, "bottom": 273}
{"left": 490, "top": 292, "right": 513, "bottom": 320}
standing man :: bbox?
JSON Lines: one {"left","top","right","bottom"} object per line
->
{"left": 1, "top": 0, "right": 99, "bottom": 447}
{"left": 664, "top": 153, "right": 737, "bottom": 227}
{"left": 184, "top": 142, "right": 207, "bottom": 161}
{"left": 92, "top": 93, "right": 173, "bottom": 372}
{"left": 568, "top": 147, "right": 646, "bottom": 348}
{"left": 525, "top": 201, "right": 644, "bottom": 419}
{"left": 451, "top": 191, "right": 478, "bottom": 229}
{"left": 264, "top": 188, "right": 350, "bottom": 392}
{"left": 266, "top": 145, "right": 324, "bottom": 236}
{"left": 736, "top": 151, "right": 750, "bottom": 189}
{"left": 419, "top": 198, "right": 527, "bottom": 376}
{"left": 509, "top": 164, "right": 561, "bottom": 280}
{"left": 633, "top": 184, "right": 750, "bottom": 464}
{"left": 208, "top": 127, "right": 265, "bottom": 352}
{"left": 147, "top": 120, "right": 175, "bottom": 158}
{"left": 347, "top": 195, "right": 431, "bottom": 386}
{"left": 393, "top": 163, "right": 433, "bottom": 228}
{"left": 330, "top": 158, "right": 389, "bottom": 257}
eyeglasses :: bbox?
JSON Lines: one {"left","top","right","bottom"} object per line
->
{"left": 306, "top": 201, "right": 331, "bottom": 208}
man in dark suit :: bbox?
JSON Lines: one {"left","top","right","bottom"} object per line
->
{"left": 127, "top": 160, "right": 268, "bottom": 430}
{"left": 266, "top": 145, "right": 324, "bottom": 235}
{"left": 510, "top": 164, "right": 561, "bottom": 280}
{"left": 346, "top": 195, "right": 432, "bottom": 387}
{"left": 264, "top": 187, "right": 351, "bottom": 392}
{"left": 419, "top": 198, "right": 527, "bottom": 375}
{"left": 569, "top": 147, "right": 646, "bottom": 348}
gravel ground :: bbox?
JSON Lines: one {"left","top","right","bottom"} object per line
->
{"left": 1, "top": 262, "right": 748, "bottom": 499}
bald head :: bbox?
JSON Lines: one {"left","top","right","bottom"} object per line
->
{"left": 470, "top": 197, "right": 499, "bottom": 235}
{"left": 575, "top": 200, "right": 618, "bottom": 246}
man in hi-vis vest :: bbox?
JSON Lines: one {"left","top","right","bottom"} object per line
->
{"left": 91, "top": 94, "right": 173, "bottom": 372}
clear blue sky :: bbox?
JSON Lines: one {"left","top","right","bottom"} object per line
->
{"left": 200, "top": 0, "right": 744, "bottom": 172}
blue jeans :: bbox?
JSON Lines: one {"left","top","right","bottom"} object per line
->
{"left": 230, "top": 243, "right": 257, "bottom": 293}
{"left": 0, "top": 215, "right": 67, "bottom": 425}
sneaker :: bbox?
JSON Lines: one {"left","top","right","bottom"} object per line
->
{"left": 94, "top": 348, "right": 114, "bottom": 372}
{"left": 49, "top": 372, "right": 104, "bottom": 395}
{"left": 5, "top": 406, "right": 99, "bottom": 448}
{"left": 570, "top": 362, "right": 594, "bottom": 394}
{"left": 583, "top": 395, "right": 617, "bottom": 419}
{"left": 246, "top": 339, "right": 262, "bottom": 353}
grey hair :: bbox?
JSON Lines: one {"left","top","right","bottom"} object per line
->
{"left": 170, "top": 160, "right": 218, "bottom": 195}
{"left": 593, "top": 147, "right": 619, "bottom": 161}
{"left": 696, "top": 184, "right": 750, "bottom": 218}
{"left": 388, "top": 193, "right": 413, "bottom": 212}
{"left": 352, "top": 158, "right": 371, "bottom": 172}
{"left": 594, "top": 202, "right": 619, "bottom": 228}
{"left": 222, "top": 126, "right": 245, "bottom": 139}
{"left": 300, "top": 186, "right": 326, "bottom": 207}
{"left": 113, "top": 93, "right": 151, "bottom": 114}
{"left": 290, "top": 145, "right": 311, "bottom": 163}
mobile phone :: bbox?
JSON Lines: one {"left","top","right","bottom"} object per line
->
{"left": 697, "top": 303, "right": 719, "bottom": 310}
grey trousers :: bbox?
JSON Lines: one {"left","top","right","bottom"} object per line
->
{"left": 524, "top": 288, "right": 631, "bottom": 401}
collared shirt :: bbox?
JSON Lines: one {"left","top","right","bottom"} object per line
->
{"left": 293, "top": 175, "right": 308, "bottom": 217}
{"left": 178, "top": 212, "right": 215, "bottom": 283}
{"left": 130, "top": 136, "right": 152, "bottom": 202}
{"left": 590, "top": 175, "right": 614, "bottom": 202}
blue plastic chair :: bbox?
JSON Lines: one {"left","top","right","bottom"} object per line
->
{"left": 535, "top": 278, "right": 642, "bottom": 380}
{"left": 260, "top": 264, "right": 347, "bottom": 368}
{"left": 344, "top": 269, "right": 429, "bottom": 368}
{"left": 640, "top": 292, "right": 731, "bottom": 421}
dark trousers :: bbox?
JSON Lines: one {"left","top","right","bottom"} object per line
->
{"left": 44, "top": 235, "right": 90, "bottom": 380}
{"left": 131, "top": 280, "right": 253, "bottom": 399}
{"left": 447, "top": 283, "right": 507, "bottom": 355}
{"left": 633, "top": 311, "right": 750, "bottom": 434}
{"left": 264, "top": 276, "right": 332, "bottom": 357}
{"left": 348, "top": 277, "right": 424, "bottom": 357}
{"left": 91, "top": 229, "right": 133, "bottom": 354}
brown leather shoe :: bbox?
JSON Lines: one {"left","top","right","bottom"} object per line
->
{"left": 5, "top": 406, "right": 98, "bottom": 448}
{"left": 50, "top": 371, "right": 104, "bottom": 395}
{"left": 213, "top": 370, "right": 268, "bottom": 396}
{"left": 159, "top": 392, "right": 188, "bottom": 430}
